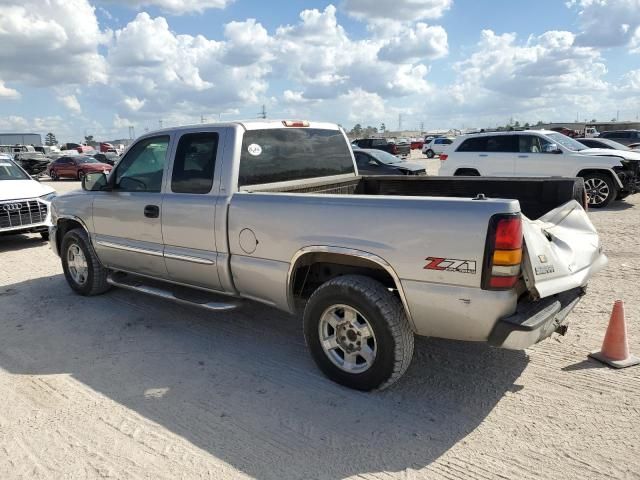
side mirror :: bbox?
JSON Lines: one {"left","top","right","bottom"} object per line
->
{"left": 82, "top": 172, "right": 108, "bottom": 191}
{"left": 543, "top": 143, "right": 562, "bottom": 154}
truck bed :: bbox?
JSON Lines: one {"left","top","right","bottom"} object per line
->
{"left": 247, "top": 176, "right": 586, "bottom": 220}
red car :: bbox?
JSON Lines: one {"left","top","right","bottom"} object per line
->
{"left": 410, "top": 139, "right": 424, "bottom": 150}
{"left": 48, "top": 155, "right": 112, "bottom": 181}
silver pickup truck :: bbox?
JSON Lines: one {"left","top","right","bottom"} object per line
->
{"left": 49, "top": 120, "right": 607, "bottom": 390}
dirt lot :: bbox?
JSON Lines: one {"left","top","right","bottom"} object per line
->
{"left": 1, "top": 166, "right": 639, "bottom": 479}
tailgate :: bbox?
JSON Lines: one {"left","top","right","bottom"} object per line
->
{"left": 521, "top": 200, "right": 607, "bottom": 298}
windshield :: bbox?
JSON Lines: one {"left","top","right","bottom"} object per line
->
{"left": 367, "top": 149, "right": 401, "bottom": 165}
{"left": 0, "top": 158, "right": 29, "bottom": 180}
{"left": 77, "top": 156, "right": 100, "bottom": 164}
{"left": 545, "top": 132, "right": 588, "bottom": 151}
{"left": 239, "top": 128, "right": 355, "bottom": 187}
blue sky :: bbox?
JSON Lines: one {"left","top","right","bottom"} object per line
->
{"left": 0, "top": 0, "right": 639, "bottom": 142}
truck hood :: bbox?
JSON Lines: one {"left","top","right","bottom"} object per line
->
{"left": 522, "top": 200, "right": 607, "bottom": 299}
{"left": 580, "top": 148, "right": 640, "bottom": 162}
{"left": 0, "top": 179, "right": 55, "bottom": 202}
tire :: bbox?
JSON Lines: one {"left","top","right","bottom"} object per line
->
{"left": 40, "top": 231, "right": 49, "bottom": 241}
{"left": 303, "top": 275, "right": 414, "bottom": 391}
{"left": 426, "top": 149, "right": 435, "bottom": 158}
{"left": 49, "top": 170, "right": 58, "bottom": 181}
{"left": 454, "top": 169, "right": 480, "bottom": 176}
{"left": 581, "top": 173, "right": 617, "bottom": 208}
{"left": 61, "top": 228, "right": 111, "bottom": 296}
{"left": 77, "top": 170, "right": 85, "bottom": 181}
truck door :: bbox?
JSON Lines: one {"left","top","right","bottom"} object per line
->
{"left": 93, "top": 135, "right": 171, "bottom": 278}
{"left": 161, "top": 129, "right": 225, "bottom": 291}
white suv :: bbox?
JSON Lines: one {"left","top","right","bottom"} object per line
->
{"left": 439, "top": 130, "right": 640, "bottom": 208}
{"left": 422, "top": 137, "right": 454, "bottom": 158}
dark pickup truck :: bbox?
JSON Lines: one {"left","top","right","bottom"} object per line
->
{"left": 353, "top": 138, "right": 410, "bottom": 158}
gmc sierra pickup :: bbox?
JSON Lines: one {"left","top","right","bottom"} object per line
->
{"left": 49, "top": 120, "right": 607, "bottom": 390}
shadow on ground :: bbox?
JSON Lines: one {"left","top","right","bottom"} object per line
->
{"left": 0, "top": 233, "right": 48, "bottom": 253}
{"left": 0, "top": 274, "right": 529, "bottom": 479}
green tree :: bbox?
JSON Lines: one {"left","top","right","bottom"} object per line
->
{"left": 524, "top": 122, "right": 530, "bottom": 128}
{"left": 535, "top": 120, "right": 543, "bottom": 126}
{"left": 590, "top": 118, "right": 597, "bottom": 122}
{"left": 45, "top": 132, "right": 57, "bottom": 146}
{"left": 350, "top": 123, "right": 363, "bottom": 137}
{"left": 514, "top": 121, "right": 520, "bottom": 128}
{"left": 380, "top": 122, "right": 386, "bottom": 132}
{"left": 611, "top": 118, "right": 617, "bottom": 122}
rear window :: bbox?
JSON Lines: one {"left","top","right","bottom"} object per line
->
{"left": 239, "top": 128, "right": 355, "bottom": 187}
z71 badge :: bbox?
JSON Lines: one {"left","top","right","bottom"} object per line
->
{"left": 424, "top": 257, "right": 477, "bottom": 274}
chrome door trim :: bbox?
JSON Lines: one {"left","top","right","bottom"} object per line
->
{"left": 95, "top": 240, "right": 163, "bottom": 257}
{"left": 164, "top": 252, "right": 216, "bottom": 265}
{"left": 286, "top": 246, "right": 415, "bottom": 327}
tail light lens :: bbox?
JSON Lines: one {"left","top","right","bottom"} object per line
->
{"left": 482, "top": 214, "right": 523, "bottom": 290}
{"left": 282, "top": 120, "right": 309, "bottom": 127}
{"left": 439, "top": 154, "right": 448, "bottom": 161}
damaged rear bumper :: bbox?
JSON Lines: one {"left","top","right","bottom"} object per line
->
{"left": 488, "top": 287, "right": 586, "bottom": 350}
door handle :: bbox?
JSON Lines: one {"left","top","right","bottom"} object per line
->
{"left": 518, "top": 155, "right": 529, "bottom": 158}
{"left": 479, "top": 154, "right": 488, "bottom": 157}
{"left": 144, "top": 205, "right": 160, "bottom": 218}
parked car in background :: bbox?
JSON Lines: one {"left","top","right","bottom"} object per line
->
{"left": 583, "top": 126, "right": 599, "bottom": 138}
{"left": 50, "top": 120, "right": 605, "bottom": 390}
{"left": 576, "top": 138, "right": 631, "bottom": 151}
{"left": 550, "top": 127, "right": 579, "bottom": 138}
{"left": 440, "top": 130, "right": 640, "bottom": 208}
{"left": 352, "top": 138, "right": 410, "bottom": 157}
{"left": 422, "top": 137, "right": 454, "bottom": 158}
{"left": 47, "top": 155, "right": 113, "bottom": 180}
{"left": 92, "top": 152, "right": 119, "bottom": 166}
{"left": 598, "top": 130, "right": 640, "bottom": 146}
{"left": 0, "top": 154, "right": 55, "bottom": 240}
{"left": 14, "top": 151, "right": 50, "bottom": 176}
{"left": 354, "top": 149, "right": 426, "bottom": 176}
{"left": 410, "top": 138, "right": 424, "bottom": 150}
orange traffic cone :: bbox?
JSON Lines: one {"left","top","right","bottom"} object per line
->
{"left": 589, "top": 300, "right": 639, "bottom": 368}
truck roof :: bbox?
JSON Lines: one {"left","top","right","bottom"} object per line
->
{"left": 142, "top": 120, "right": 341, "bottom": 137}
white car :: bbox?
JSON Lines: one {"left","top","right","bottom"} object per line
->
{"left": 422, "top": 137, "right": 454, "bottom": 158}
{"left": 439, "top": 130, "right": 640, "bottom": 208}
{"left": 0, "top": 154, "right": 56, "bottom": 240}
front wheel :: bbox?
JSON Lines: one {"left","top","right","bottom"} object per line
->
{"left": 303, "top": 275, "right": 414, "bottom": 391}
{"left": 49, "top": 170, "right": 58, "bottom": 181}
{"left": 77, "top": 170, "right": 86, "bottom": 181}
{"left": 61, "top": 228, "right": 111, "bottom": 296}
{"left": 426, "top": 149, "right": 435, "bottom": 158}
{"left": 582, "top": 173, "right": 617, "bottom": 208}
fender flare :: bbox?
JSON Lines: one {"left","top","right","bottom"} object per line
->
{"left": 286, "top": 245, "right": 415, "bottom": 328}
{"left": 576, "top": 167, "right": 623, "bottom": 189}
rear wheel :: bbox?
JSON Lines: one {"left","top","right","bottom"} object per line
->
{"left": 77, "top": 170, "right": 86, "bottom": 181}
{"left": 454, "top": 168, "right": 480, "bottom": 176}
{"left": 582, "top": 173, "right": 617, "bottom": 208}
{"left": 426, "top": 149, "right": 435, "bottom": 158}
{"left": 303, "top": 275, "right": 414, "bottom": 391}
{"left": 49, "top": 170, "right": 58, "bottom": 181}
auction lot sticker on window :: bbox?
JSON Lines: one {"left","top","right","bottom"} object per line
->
{"left": 247, "top": 144, "right": 262, "bottom": 156}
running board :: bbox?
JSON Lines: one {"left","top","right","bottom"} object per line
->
{"left": 107, "top": 272, "right": 240, "bottom": 312}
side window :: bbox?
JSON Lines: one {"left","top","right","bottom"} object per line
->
{"left": 114, "top": 135, "right": 169, "bottom": 193}
{"left": 518, "top": 135, "right": 542, "bottom": 153}
{"left": 372, "top": 139, "right": 386, "bottom": 146}
{"left": 486, "top": 135, "right": 518, "bottom": 153}
{"left": 354, "top": 152, "right": 367, "bottom": 166}
{"left": 457, "top": 137, "right": 488, "bottom": 152}
{"left": 444, "top": 139, "right": 453, "bottom": 145}
{"left": 171, "top": 132, "right": 218, "bottom": 194}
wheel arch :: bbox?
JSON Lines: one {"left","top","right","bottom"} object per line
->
{"left": 576, "top": 168, "right": 623, "bottom": 189}
{"left": 55, "top": 216, "right": 91, "bottom": 256}
{"left": 287, "top": 246, "right": 415, "bottom": 331}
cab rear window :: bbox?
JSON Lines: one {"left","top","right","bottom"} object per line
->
{"left": 239, "top": 128, "right": 354, "bottom": 187}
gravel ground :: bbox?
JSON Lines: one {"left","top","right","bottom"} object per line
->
{"left": 1, "top": 163, "right": 639, "bottom": 480}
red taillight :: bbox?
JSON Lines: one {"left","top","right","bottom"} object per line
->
{"left": 439, "top": 154, "right": 448, "bottom": 161}
{"left": 482, "top": 214, "right": 523, "bottom": 291}
{"left": 391, "top": 144, "right": 398, "bottom": 154}
{"left": 282, "top": 120, "right": 309, "bottom": 127}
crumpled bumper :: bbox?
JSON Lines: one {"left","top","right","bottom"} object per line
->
{"left": 488, "top": 287, "right": 586, "bottom": 350}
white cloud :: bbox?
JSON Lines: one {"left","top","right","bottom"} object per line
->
{"left": 59, "top": 95, "right": 82, "bottom": 114}
{"left": 123, "top": 97, "right": 146, "bottom": 111}
{"left": 0, "top": 0, "right": 108, "bottom": 87}
{"left": 378, "top": 23, "right": 448, "bottom": 63}
{"left": 0, "top": 81, "right": 20, "bottom": 100}
{"left": 222, "top": 19, "right": 274, "bottom": 66}
{"left": 344, "top": 0, "right": 452, "bottom": 22}
{"left": 569, "top": 0, "right": 640, "bottom": 50}
{"left": 435, "top": 29, "right": 609, "bottom": 125}
{"left": 100, "top": 0, "right": 232, "bottom": 15}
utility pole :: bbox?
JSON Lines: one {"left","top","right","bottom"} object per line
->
{"left": 398, "top": 113, "right": 402, "bottom": 131}
{"left": 420, "top": 121, "right": 424, "bottom": 132}
{"left": 616, "top": 110, "right": 619, "bottom": 122}
{"left": 201, "top": 115, "right": 205, "bottom": 124}
{"left": 159, "top": 119, "right": 163, "bottom": 129}
{"left": 128, "top": 126, "right": 135, "bottom": 140}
